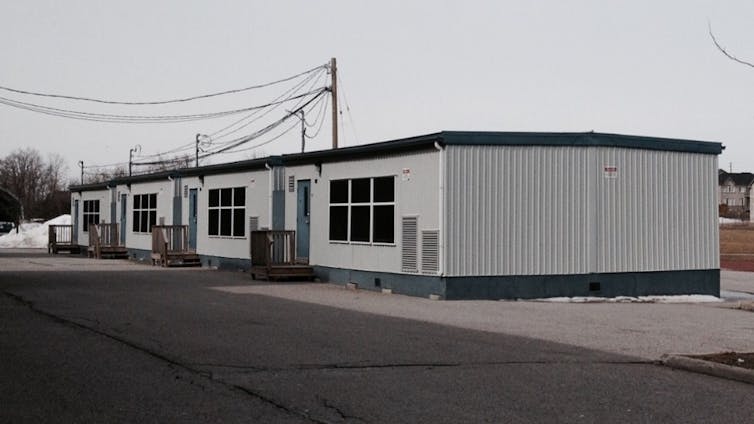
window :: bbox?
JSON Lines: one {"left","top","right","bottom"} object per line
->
{"left": 82, "top": 200, "right": 100, "bottom": 232}
{"left": 208, "top": 187, "right": 245, "bottom": 237}
{"left": 329, "top": 176, "right": 395, "bottom": 243}
{"left": 132, "top": 193, "right": 157, "bottom": 233}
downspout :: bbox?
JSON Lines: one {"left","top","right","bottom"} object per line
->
{"left": 435, "top": 141, "right": 445, "bottom": 277}
{"left": 265, "top": 162, "right": 273, "bottom": 229}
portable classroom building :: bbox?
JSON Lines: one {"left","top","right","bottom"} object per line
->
{"left": 70, "top": 131, "right": 723, "bottom": 299}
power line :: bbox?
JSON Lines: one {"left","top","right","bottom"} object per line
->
{"left": 198, "top": 90, "right": 328, "bottom": 159}
{"left": 207, "top": 67, "right": 327, "bottom": 141}
{"left": 0, "top": 64, "right": 326, "bottom": 105}
{"left": 304, "top": 93, "right": 329, "bottom": 139}
{"left": 213, "top": 119, "right": 301, "bottom": 155}
{"left": 0, "top": 89, "right": 325, "bottom": 124}
{"left": 130, "top": 70, "right": 328, "bottom": 162}
{"left": 129, "top": 90, "right": 327, "bottom": 167}
{"left": 63, "top": 60, "right": 335, "bottom": 171}
{"left": 337, "top": 72, "right": 360, "bottom": 145}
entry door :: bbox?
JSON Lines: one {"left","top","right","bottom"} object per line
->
{"left": 73, "top": 200, "right": 79, "bottom": 243}
{"left": 120, "top": 194, "right": 127, "bottom": 245}
{"left": 296, "top": 180, "right": 311, "bottom": 262}
{"left": 188, "top": 188, "right": 198, "bottom": 250}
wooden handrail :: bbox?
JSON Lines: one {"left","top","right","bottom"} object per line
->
{"left": 250, "top": 230, "right": 296, "bottom": 269}
{"left": 151, "top": 225, "right": 191, "bottom": 255}
{"left": 48, "top": 224, "right": 73, "bottom": 254}
{"left": 97, "top": 223, "right": 119, "bottom": 248}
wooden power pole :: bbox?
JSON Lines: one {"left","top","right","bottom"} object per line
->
{"left": 330, "top": 57, "right": 338, "bottom": 149}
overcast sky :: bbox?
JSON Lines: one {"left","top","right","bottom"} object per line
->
{"left": 1, "top": 1, "right": 754, "bottom": 181}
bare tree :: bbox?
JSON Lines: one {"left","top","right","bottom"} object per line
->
{"left": 0, "top": 148, "right": 68, "bottom": 219}
{"left": 85, "top": 166, "right": 128, "bottom": 184}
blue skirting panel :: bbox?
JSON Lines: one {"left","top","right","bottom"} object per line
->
{"left": 83, "top": 248, "right": 719, "bottom": 301}
{"left": 314, "top": 266, "right": 720, "bottom": 300}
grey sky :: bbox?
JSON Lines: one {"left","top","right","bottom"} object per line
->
{"left": 1, "top": 1, "right": 753, "bottom": 180}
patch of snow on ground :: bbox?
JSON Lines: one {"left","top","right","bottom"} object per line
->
{"left": 719, "top": 217, "right": 748, "bottom": 224}
{"left": 527, "top": 295, "right": 722, "bottom": 303}
{"left": 0, "top": 215, "right": 71, "bottom": 248}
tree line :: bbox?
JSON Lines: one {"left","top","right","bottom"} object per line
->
{"left": 0, "top": 148, "right": 69, "bottom": 221}
{"left": 0, "top": 148, "right": 195, "bottom": 222}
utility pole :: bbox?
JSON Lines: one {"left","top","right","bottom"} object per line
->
{"left": 329, "top": 57, "right": 338, "bottom": 149}
{"left": 196, "top": 134, "right": 201, "bottom": 167}
{"left": 298, "top": 110, "right": 306, "bottom": 153}
{"left": 196, "top": 134, "right": 209, "bottom": 167}
{"left": 78, "top": 161, "right": 84, "bottom": 185}
{"left": 129, "top": 144, "right": 141, "bottom": 177}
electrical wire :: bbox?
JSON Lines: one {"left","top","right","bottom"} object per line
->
{"left": 71, "top": 61, "right": 333, "bottom": 170}
{"left": 337, "top": 73, "right": 360, "bottom": 145}
{"left": 208, "top": 67, "right": 327, "bottom": 140}
{"left": 304, "top": 93, "right": 329, "bottom": 139}
{"left": 213, "top": 118, "right": 301, "bottom": 155}
{"left": 206, "top": 66, "right": 327, "bottom": 146}
{"left": 196, "top": 90, "right": 328, "bottom": 159}
{"left": 0, "top": 64, "right": 327, "bottom": 105}
{"left": 0, "top": 89, "right": 325, "bottom": 124}
{"left": 111, "top": 74, "right": 329, "bottom": 162}
{"left": 222, "top": 90, "right": 329, "bottom": 155}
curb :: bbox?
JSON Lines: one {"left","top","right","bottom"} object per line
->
{"left": 661, "top": 354, "right": 754, "bottom": 385}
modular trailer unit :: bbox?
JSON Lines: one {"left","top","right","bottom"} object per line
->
{"left": 70, "top": 131, "right": 723, "bottom": 299}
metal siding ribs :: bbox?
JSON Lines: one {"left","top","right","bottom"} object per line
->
{"left": 444, "top": 145, "right": 717, "bottom": 276}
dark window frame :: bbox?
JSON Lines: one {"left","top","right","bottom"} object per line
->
{"left": 208, "top": 187, "right": 246, "bottom": 238}
{"left": 82, "top": 199, "right": 100, "bottom": 233}
{"left": 328, "top": 176, "right": 395, "bottom": 244}
{"left": 132, "top": 193, "right": 157, "bottom": 234}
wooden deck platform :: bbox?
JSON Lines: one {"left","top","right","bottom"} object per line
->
{"left": 151, "top": 225, "right": 201, "bottom": 268}
{"left": 250, "top": 230, "right": 313, "bottom": 281}
{"left": 88, "top": 223, "right": 128, "bottom": 260}
{"left": 49, "top": 243, "right": 80, "bottom": 254}
{"left": 151, "top": 252, "right": 201, "bottom": 267}
{"left": 90, "top": 245, "right": 128, "bottom": 259}
{"left": 48, "top": 224, "right": 80, "bottom": 254}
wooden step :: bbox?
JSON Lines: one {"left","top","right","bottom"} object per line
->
{"left": 165, "top": 253, "right": 201, "bottom": 267}
{"left": 251, "top": 265, "right": 314, "bottom": 281}
{"left": 98, "top": 246, "right": 128, "bottom": 260}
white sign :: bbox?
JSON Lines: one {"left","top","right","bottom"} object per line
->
{"left": 401, "top": 168, "right": 411, "bottom": 181}
{"left": 603, "top": 165, "right": 618, "bottom": 179}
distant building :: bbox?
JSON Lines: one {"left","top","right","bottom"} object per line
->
{"left": 718, "top": 170, "right": 754, "bottom": 219}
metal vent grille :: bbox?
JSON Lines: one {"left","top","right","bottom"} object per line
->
{"left": 421, "top": 230, "right": 439, "bottom": 274}
{"left": 249, "top": 216, "right": 259, "bottom": 232}
{"left": 401, "top": 216, "right": 418, "bottom": 273}
{"left": 288, "top": 176, "right": 295, "bottom": 192}
{"left": 183, "top": 185, "right": 188, "bottom": 198}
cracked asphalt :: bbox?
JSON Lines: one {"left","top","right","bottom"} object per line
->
{"left": 2, "top": 250, "right": 754, "bottom": 423}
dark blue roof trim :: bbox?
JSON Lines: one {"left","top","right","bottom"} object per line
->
{"left": 439, "top": 131, "right": 724, "bottom": 154}
{"left": 70, "top": 131, "right": 723, "bottom": 192}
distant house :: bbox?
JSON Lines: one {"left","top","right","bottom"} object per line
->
{"left": 718, "top": 170, "right": 754, "bottom": 219}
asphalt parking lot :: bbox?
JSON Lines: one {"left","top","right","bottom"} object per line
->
{"left": 3, "top": 249, "right": 754, "bottom": 423}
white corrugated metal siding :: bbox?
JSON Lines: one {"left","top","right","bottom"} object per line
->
{"left": 594, "top": 148, "right": 719, "bottom": 273}
{"left": 444, "top": 145, "right": 591, "bottom": 276}
{"left": 444, "top": 145, "right": 718, "bottom": 276}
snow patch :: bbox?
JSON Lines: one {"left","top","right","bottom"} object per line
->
{"left": 0, "top": 215, "right": 71, "bottom": 248}
{"left": 719, "top": 217, "right": 748, "bottom": 224}
{"left": 525, "top": 295, "right": 723, "bottom": 304}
